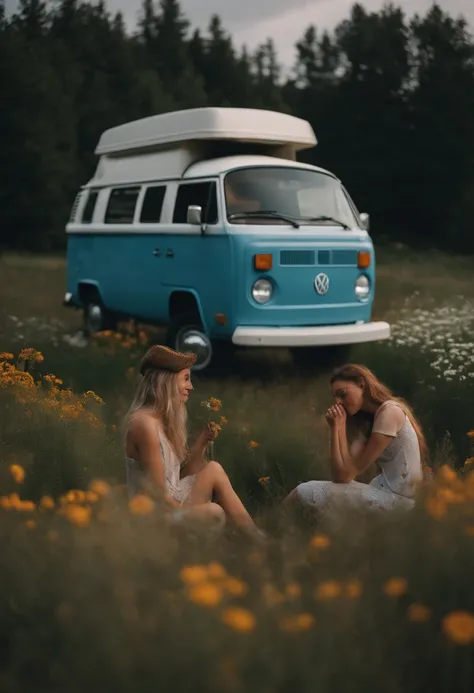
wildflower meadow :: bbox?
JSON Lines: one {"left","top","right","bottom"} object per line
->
{"left": 2, "top": 246, "right": 474, "bottom": 692}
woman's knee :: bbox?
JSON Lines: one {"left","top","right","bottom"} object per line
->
{"left": 206, "top": 502, "right": 226, "bottom": 522}
{"left": 196, "top": 502, "right": 226, "bottom": 526}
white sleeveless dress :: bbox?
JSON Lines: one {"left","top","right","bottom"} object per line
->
{"left": 125, "top": 421, "right": 195, "bottom": 504}
{"left": 296, "top": 401, "right": 423, "bottom": 514}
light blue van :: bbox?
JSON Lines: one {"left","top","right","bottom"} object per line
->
{"left": 64, "top": 107, "right": 390, "bottom": 370}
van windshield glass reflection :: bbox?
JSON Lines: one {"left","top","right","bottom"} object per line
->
{"left": 224, "top": 167, "right": 358, "bottom": 228}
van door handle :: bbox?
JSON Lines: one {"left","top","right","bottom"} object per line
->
{"left": 166, "top": 249, "right": 174, "bottom": 258}
{"left": 153, "top": 248, "right": 161, "bottom": 257}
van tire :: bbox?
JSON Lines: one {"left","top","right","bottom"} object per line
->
{"left": 290, "top": 345, "right": 352, "bottom": 372}
{"left": 83, "top": 299, "right": 117, "bottom": 336}
{"left": 167, "top": 313, "right": 213, "bottom": 372}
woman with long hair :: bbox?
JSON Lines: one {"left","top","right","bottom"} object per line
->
{"left": 125, "top": 344, "right": 262, "bottom": 537}
{"left": 287, "top": 364, "right": 427, "bottom": 514}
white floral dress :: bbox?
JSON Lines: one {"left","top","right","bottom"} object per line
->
{"left": 125, "top": 421, "right": 195, "bottom": 504}
{"left": 296, "top": 401, "right": 423, "bottom": 515}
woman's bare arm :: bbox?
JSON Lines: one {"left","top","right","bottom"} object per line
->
{"left": 328, "top": 424, "right": 349, "bottom": 483}
{"left": 337, "top": 424, "right": 392, "bottom": 482}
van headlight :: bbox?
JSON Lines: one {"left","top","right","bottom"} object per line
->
{"left": 252, "top": 278, "right": 273, "bottom": 304}
{"left": 355, "top": 275, "right": 370, "bottom": 301}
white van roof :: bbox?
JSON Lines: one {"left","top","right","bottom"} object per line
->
{"left": 95, "top": 107, "right": 317, "bottom": 157}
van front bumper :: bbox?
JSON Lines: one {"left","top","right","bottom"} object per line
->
{"left": 231, "top": 321, "right": 391, "bottom": 348}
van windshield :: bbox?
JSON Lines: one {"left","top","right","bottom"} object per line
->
{"left": 224, "top": 167, "right": 358, "bottom": 228}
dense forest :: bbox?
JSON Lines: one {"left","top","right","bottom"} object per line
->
{"left": 1, "top": 0, "right": 474, "bottom": 252}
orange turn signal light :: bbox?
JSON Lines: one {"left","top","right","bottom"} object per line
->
{"left": 254, "top": 253, "right": 273, "bottom": 271}
{"left": 357, "top": 251, "right": 371, "bottom": 269}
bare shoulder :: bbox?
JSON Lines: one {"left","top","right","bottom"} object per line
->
{"left": 127, "top": 411, "right": 161, "bottom": 439}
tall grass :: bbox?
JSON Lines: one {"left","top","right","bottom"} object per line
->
{"left": 2, "top": 247, "right": 474, "bottom": 691}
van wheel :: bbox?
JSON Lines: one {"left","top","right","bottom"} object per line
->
{"left": 167, "top": 314, "right": 213, "bottom": 372}
{"left": 290, "top": 345, "right": 352, "bottom": 372}
{"left": 83, "top": 300, "right": 117, "bottom": 336}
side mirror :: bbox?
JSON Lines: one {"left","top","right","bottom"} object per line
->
{"left": 187, "top": 205, "right": 202, "bottom": 226}
{"left": 359, "top": 212, "right": 370, "bottom": 231}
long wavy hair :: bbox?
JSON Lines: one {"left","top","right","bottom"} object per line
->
{"left": 126, "top": 368, "right": 188, "bottom": 463}
{"left": 330, "top": 364, "right": 428, "bottom": 463}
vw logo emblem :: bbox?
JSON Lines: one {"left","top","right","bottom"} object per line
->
{"left": 314, "top": 273, "right": 330, "bottom": 295}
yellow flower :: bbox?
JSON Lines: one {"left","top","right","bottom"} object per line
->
{"left": 129, "top": 494, "right": 154, "bottom": 515}
{"left": 315, "top": 580, "right": 342, "bottom": 601}
{"left": 437, "top": 465, "right": 457, "bottom": 483}
{"left": 286, "top": 582, "right": 302, "bottom": 599}
{"left": 207, "top": 562, "right": 227, "bottom": 580}
{"left": 63, "top": 505, "right": 91, "bottom": 528}
{"left": 9, "top": 464, "right": 25, "bottom": 484}
{"left": 425, "top": 497, "right": 447, "bottom": 520}
{"left": 16, "top": 500, "right": 35, "bottom": 512}
{"left": 180, "top": 565, "right": 209, "bottom": 585}
{"left": 223, "top": 578, "right": 248, "bottom": 597}
{"left": 89, "top": 479, "right": 110, "bottom": 497}
{"left": 85, "top": 491, "right": 100, "bottom": 504}
{"left": 66, "top": 490, "right": 86, "bottom": 504}
{"left": 209, "top": 397, "right": 222, "bottom": 412}
{"left": 258, "top": 476, "right": 270, "bottom": 487}
{"left": 383, "top": 577, "right": 408, "bottom": 598}
{"left": 280, "top": 613, "right": 315, "bottom": 633}
{"left": 465, "top": 458, "right": 474, "bottom": 467}
{"left": 208, "top": 420, "right": 222, "bottom": 436}
{"left": 83, "top": 390, "right": 104, "bottom": 405}
{"left": 438, "top": 488, "right": 465, "bottom": 504}
{"left": 310, "top": 534, "right": 331, "bottom": 550}
{"left": 221, "top": 607, "right": 256, "bottom": 633}
{"left": 187, "top": 582, "right": 223, "bottom": 608}
{"left": 40, "top": 496, "right": 55, "bottom": 510}
{"left": 442, "top": 611, "right": 474, "bottom": 645}
{"left": 345, "top": 580, "right": 363, "bottom": 599}
{"left": 201, "top": 397, "right": 222, "bottom": 412}
{"left": 407, "top": 603, "right": 431, "bottom": 623}
{"left": 0, "top": 352, "right": 14, "bottom": 361}
{"left": 219, "top": 416, "right": 228, "bottom": 426}
{"left": 467, "top": 431, "right": 474, "bottom": 439}
{"left": 249, "top": 440, "right": 259, "bottom": 449}
{"left": 18, "top": 348, "right": 44, "bottom": 363}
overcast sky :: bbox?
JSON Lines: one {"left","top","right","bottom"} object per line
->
{"left": 5, "top": 0, "right": 474, "bottom": 66}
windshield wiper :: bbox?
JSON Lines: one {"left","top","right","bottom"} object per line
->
{"left": 228, "top": 210, "right": 300, "bottom": 229}
{"left": 300, "top": 215, "right": 351, "bottom": 230}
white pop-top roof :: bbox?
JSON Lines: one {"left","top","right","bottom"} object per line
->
{"left": 95, "top": 107, "right": 317, "bottom": 157}
{"left": 183, "top": 155, "right": 332, "bottom": 180}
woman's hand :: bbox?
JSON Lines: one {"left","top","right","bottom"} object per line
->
{"left": 325, "top": 405, "right": 346, "bottom": 430}
{"left": 325, "top": 408, "right": 336, "bottom": 428}
{"left": 198, "top": 422, "right": 219, "bottom": 446}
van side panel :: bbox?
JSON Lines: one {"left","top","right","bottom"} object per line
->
{"left": 161, "top": 233, "right": 234, "bottom": 338}
{"left": 66, "top": 232, "right": 168, "bottom": 323}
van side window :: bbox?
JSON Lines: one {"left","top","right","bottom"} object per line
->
{"left": 173, "top": 182, "right": 218, "bottom": 224}
{"left": 140, "top": 185, "right": 166, "bottom": 223}
{"left": 82, "top": 190, "right": 99, "bottom": 224}
{"left": 105, "top": 187, "right": 140, "bottom": 224}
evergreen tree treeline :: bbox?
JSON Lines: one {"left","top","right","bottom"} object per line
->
{"left": 1, "top": 0, "right": 474, "bottom": 252}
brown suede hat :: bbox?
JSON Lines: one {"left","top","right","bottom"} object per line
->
{"left": 139, "top": 345, "right": 197, "bottom": 375}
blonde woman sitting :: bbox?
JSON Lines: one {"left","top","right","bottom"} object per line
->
{"left": 125, "top": 345, "right": 262, "bottom": 538}
{"left": 287, "top": 364, "right": 427, "bottom": 516}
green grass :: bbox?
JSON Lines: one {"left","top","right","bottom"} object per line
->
{"left": 2, "top": 245, "right": 474, "bottom": 692}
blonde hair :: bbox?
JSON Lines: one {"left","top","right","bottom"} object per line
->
{"left": 126, "top": 368, "right": 188, "bottom": 463}
{"left": 330, "top": 364, "right": 429, "bottom": 463}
